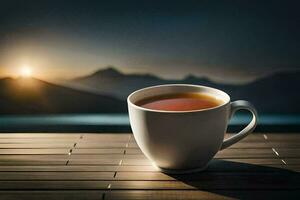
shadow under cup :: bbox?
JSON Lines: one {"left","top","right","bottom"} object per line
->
{"left": 127, "top": 84, "right": 233, "bottom": 174}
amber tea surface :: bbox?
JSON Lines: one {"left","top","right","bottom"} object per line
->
{"left": 136, "top": 93, "right": 223, "bottom": 111}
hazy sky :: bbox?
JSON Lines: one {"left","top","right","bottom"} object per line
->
{"left": 0, "top": 0, "right": 299, "bottom": 83}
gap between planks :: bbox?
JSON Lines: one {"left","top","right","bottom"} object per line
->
{"left": 65, "top": 133, "right": 132, "bottom": 189}
{"left": 65, "top": 134, "right": 84, "bottom": 166}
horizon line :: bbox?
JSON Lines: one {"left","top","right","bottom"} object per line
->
{"left": 1, "top": 66, "right": 299, "bottom": 87}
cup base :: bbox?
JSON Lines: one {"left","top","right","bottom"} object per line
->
{"left": 156, "top": 164, "right": 208, "bottom": 174}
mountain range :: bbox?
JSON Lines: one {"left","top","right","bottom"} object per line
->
{"left": 69, "top": 67, "right": 300, "bottom": 114}
{"left": 0, "top": 77, "right": 126, "bottom": 114}
{"left": 0, "top": 67, "right": 299, "bottom": 114}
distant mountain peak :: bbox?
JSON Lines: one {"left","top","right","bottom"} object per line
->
{"left": 92, "top": 66, "right": 123, "bottom": 77}
{"left": 183, "top": 73, "right": 211, "bottom": 82}
{"left": 184, "top": 74, "right": 199, "bottom": 80}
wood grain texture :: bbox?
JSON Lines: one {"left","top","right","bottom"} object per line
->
{"left": 0, "top": 155, "right": 69, "bottom": 165}
{"left": 0, "top": 165, "right": 156, "bottom": 172}
{"left": 216, "top": 148, "right": 276, "bottom": 158}
{"left": 0, "top": 149, "right": 70, "bottom": 155}
{"left": 0, "top": 172, "right": 114, "bottom": 180}
{"left": 0, "top": 133, "right": 81, "bottom": 139}
{"left": 0, "top": 143, "right": 75, "bottom": 148}
{"left": 68, "top": 158, "right": 121, "bottom": 165}
{"left": 105, "top": 190, "right": 300, "bottom": 200}
{"left": 76, "top": 142, "right": 128, "bottom": 148}
{"left": 72, "top": 148, "right": 125, "bottom": 154}
{"left": 0, "top": 191, "right": 105, "bottom": 200}
{"left": 0, "top": 190, "right": 297, "bottom": 200}
{"left": 285, "top": 159, "right": 300, "bottom": 164}
{"left": 115, "top": 171, "right": 300, "bottom": 184}
{"left": 0, "top": 138, "right": 77, "bottom": 144}
{"left": 0, "top": 180, "right": 110, "bottom": 189}
{"left": 0, "top": 133, "right": 298, "bottom": 200}
{"left": 275, "top": 149, "right": 300, "bottom": 158}
{"left": 266, "top": 134, "right": 300, "bottom": 141}
{"left": 70, "top": 154, "right": 145, "bottom": 159}
{"left": 82, "top": 133, "right": 131, "bottom": 140}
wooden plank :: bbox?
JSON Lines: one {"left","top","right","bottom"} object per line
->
{"left": 76, "top": 142, "right": 128, "bottom": 148}
{"left": 70, "top": 154, "right": 145, "bottom": 159}
{"left": 0, "top": 172, "right": 114, "bottom": 180}
{"left": 0, "top": 133, "right": 81, "bottom": 139}
{"left": 128, "top": 142, "right": 139, "bottom": 148}
{"left": 110, "top": 181, "right": 194, "bottom": 190}
{"left": 114, "top": 172, "right": 179, "bottom": 180}
{"left": 0, "top": 149, "right": 70, "bottom": 155}
{"left": 0, "top": 181, "right": 110, "bottom": 189}
{"left": 206, "top": 159, "right": 288, "bottom": 172}
{"left": 0, "top": 155, "right": 69, "bottom": 160}
{"left": 105, "top": 190, "right": 229, "bottom": 200}
{"left": 0, "top": 132, "right": 297, "bottom": 199}
{"left": 0, "top": 155, "right": 68, "bottom": 165}
{"left": 216, "top": 148, "right": 276, "bottom": 158}
{"left": 228, "top": 142, "right": 300, "bottom": 148}
{"left": 72, "top": 148, "right": 125, "bottom": 154}
{"left": 0, "top": 190, "right": 296, "bottom": 200}
{"left": 122, "top": 158, "right": 152, "bottom": 166}
{"left": 105, "top": 190, "right": 300, "bottom": 200}
{"left": 266, "top": 134, "right": 300, "bottom": 141}
{"left": 0, "top": 180, "right": 234, "bottom": 190}
{"left": 125, "top": 148, "right": 142, "bottom": 154}
{"left": 275, "top": 149, "right": 300, "bottom": 158}
{"left": 0, "top": 143, "right": 75, "bottom": 148}
{"left": 0, "top": 139, "right": 77, "bottom": 144}
{"left": 110, "top": 178, "right": 300, "bottom": 190}
{"left": 0, "top": 162, "right": 288, "bottom": 172}
{"left": 285, "top": 159, "right": 300, "bottom": 164}
{"left": 81, "top": 138, "right": 130, "bottom": 142}
{"left": 0, "top": 191, "right": 105, "bottom": 200}
{"left": 0, "top": 165, "right": 157, "bottom": 172}
{"left": 115, "top": 172, "right": 300, "bottom": 189}
{"left": 82, "top": 133, "right": 131, "bottom": 141}
{"left": 0, "top": 161, "right": 67, "bottom": 165}
{"left": 68, "top": 159, "right": 121, "bottom": 165}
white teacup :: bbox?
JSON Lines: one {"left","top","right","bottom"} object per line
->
{"left": 127, "top": 84, "right": 257, "bottom": 174}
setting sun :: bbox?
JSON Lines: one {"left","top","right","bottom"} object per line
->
{"left": 20, "top": 66, "right": 32, "bottom": 78}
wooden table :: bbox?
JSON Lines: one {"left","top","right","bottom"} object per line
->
{"left": 0, "top": 133, "right": 298, "bottom": 199}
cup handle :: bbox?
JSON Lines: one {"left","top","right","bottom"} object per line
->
{"left": 220, "top": 100, "right": 258, "bottom": 150}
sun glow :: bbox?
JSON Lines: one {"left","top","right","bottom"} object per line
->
{"left": 20, "top": 66, "right": 32, "bottom": 78}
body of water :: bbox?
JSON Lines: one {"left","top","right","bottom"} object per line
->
{"left": 0, "top": 114, "right": 299, "bottom": 132}
{"left": 1, "top": 114, "right": 300, "bottom": 125}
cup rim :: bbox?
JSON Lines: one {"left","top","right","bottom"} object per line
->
{"left": 127, "top": 84, "right": 231, "bottom": 113}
